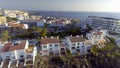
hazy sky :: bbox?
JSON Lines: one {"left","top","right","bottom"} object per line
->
{"left": 0, "top": 0, "right": 120, "bottom": 12}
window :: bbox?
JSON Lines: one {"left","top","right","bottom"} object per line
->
{"left": 65, "top": 43, "right": 68, "bottom": 45}
{"left": 49, "top": 45, "right": 52, "bottom": 47}
{"left": 72, "top": 43, "right": 75, "bottom": 46}
{"left": 6, "top": 56, "right": 10, "bottom": 59}
{"left": 20, "top": 55, "right": 24, "bottom": 58}
{"left": 77, "top": 49, "right": 80, "bottom": 52}
{"left": 54, "top": 52, "right": 59, "bottom": 55}
{"left": 77, "top": 46, "right": 79, "bottom": 48}
{"left": 49, "top": 48, "right": 52, "bottom": 50}
{"left": 61, "top": 48, "right": 64, "bottom": 50}
{"left": 82, "top": 43, "right": 84, "bottom": 45}
{"left": 43, "top": 46, "right": 47, "bottom": 48}
{"left": 12, "top": 56, "right": 15, "bottom": 59}
{"left": 71, "top": 47, "right": 75, "bottom": 49}
{"left": 55, "top": 44, "right": 58, "bottom": 47}
{"left": 26, "top": 55, "right": 32, "bottom": 58}
{"left": 82, "top": 46, "right": 85, "bottom": 48}
{"left": 77, "top": 43, "right": 80, "bottom": 45}
{"left": 87, "top": 49, "right": 91, "bottom": 52}
{"left": 17, "top": 27, "right": 19, "bottom": 30}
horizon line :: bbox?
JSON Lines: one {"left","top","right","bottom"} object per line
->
{"left": 27, "top": 10, "right": 120, "bottom": 13}
{"left": 1, "top": 8, "right": 120, "bottom": 13}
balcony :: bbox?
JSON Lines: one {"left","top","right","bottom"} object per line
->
{"left": 60, "top": 51, "right": 66, "bottom": 56}
{"left": 25, "top": 60, "right": 33, "bottom": 66}
{"left": 49, "top": 50, "right": 60, "bottom": 56}
{"left": 71, "top": 47, "right": 76, "bottom": 50}
{"left": 18, "top": 59, "right": 25, "bottom": 67}
{"left": 60, "top": 48, "right": 66, "bottom": 56}
{"left": 60, "top": 48, "right": 65, "bottom": 52}
{"left": 26, "top": 55, "right": 33, "bottom": 60}
{"left": 10, "top": 60, "right": 17, "bottom": 68}
{"left": 49, "top": 52, "right": 54, "bottom": 55}
{"left": 2, "top": 59, "right": 10, "bottom": 68}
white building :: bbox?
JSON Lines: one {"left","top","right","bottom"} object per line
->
{"left": 0, "top": 21, "right": 28, "bottom": 36}
{"left": 86, "top": 29, "right": 107, "bottom": 47}
{"left": 21, "top": 19, "right": 45, "bottom": 28}
{"left": 0, "top": 40, "right": 37, "bottom": 68}
{"left": 46, "top": 19, "right": 71, "bottom": 28}
{"left": 4, "top": 10, "right": 29, "bottom": 20}
{"left": 116, "top": 39, "right": 120, "bottom": 47}
{"left": 63, "top": 36, "right": 91, "bottom": 55}
{"left": 40, "top": 37, "right": 66, "bottom": 56}
{"left": 87, "top": 16, "right": 120, "bottom": 34}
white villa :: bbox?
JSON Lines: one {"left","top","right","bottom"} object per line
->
{"left": 86, "top": 29, "right": 107, "bottom": 47}
{"left": 21, "top": 19, "right": 45, "bottom": 28}
{"left": 4, "top": 10, "right": 29, "bottom": 20}
{"left": 0, "top": 40, "right": 37, "bottom": 68}
{"left": 40, "top": 37, "right": 66, "bottom": 56}
{"left": 63, "top": 35, "right": 91, "bottom": 55}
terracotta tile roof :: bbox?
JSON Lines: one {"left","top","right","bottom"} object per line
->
{"left": 93, "top": 32, "right": 102, "bottom": 35}
{"left": 41, "top": 37, "right": 59, "bottom": 44}
{"left": 69, "top": 36, "right": 85, "bottom": 43}
{"left": 9, "top": 40, "right": 26, "bottom": 51}
{"left": 1, "top": 43, "right": 12, "bottom": 52}
{"left": 9, "top": 22, "right": 24, "bottom": 28}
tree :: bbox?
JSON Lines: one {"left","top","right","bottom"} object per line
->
{"left": 6, "top": 16, "right": 18, "bottom": 22}
{"left": 86, "top": 24, "right": 93, "bottom": 32}
{"left": 108, "top": 37, "right": 115, "bottom": 44}
{"left": 55, "top": 26, "right": 59, "bottom": 32}
{"left": 12, "top": 18, "right": 18, "bottom": 21}
{"left": 41, "top": 27, "right": 47, "bottom": 37}
{"left": 1, "top": 30, "right": 11, "bottom": 42}
{"left": 44, "top": 23, "right": 50, "bottom": 28}
{"left": 0, "top": 15, "right": 3, "bottom": 16}
{"left": 35, "top": 27, "right": 42, "bottom": 34}
{"left": 91, "top": 45, "right": 99, "bottom": 56}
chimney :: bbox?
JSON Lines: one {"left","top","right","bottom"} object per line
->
{"left": 41, "top": 37, "right": 43, "bottom": 39}
{"left": 45, "top": 36, "right": 47, "bottom": 38}
{"left": 81, "top": 35, "right": 83, "bottom": 38}
{"left": 76, "top": 35, "right": 79, "bottom": 37}
{"left": 57, "top": 36, "right": 59, "bottom": 39}
{"left": 51, "top": 36, "right": 54, "bottom": 38}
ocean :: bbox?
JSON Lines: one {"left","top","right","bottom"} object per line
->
{"left": 29, "top": 11, "right": 120, "bottom": 20}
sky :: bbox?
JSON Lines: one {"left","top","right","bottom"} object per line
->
{"left": 0, "top": 0, "right": 120, "bottom": 12}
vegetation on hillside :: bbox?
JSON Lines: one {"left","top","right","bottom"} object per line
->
{"left": 1, "top": 30, "right": 11, "bottom": 41}
{"left": 35, "top": 38, "right": 120, "bottom": 68}
{"left": 6, "top": 16, "right": 18, "bottom": 21}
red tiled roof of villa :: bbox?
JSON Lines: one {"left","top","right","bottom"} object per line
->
{"left": 1, "top": 43, "right": 12, "bottom": 52}
{"left": 69, "top": 36, "right": 85, "bottom": 43}
{"left": 93, "top": 32, "right": 102, "bottom": 35}
{"left": 9, "top": 40, "right": 26, "bottom": 51}
{"left": 41, "top": 37, "right": 59, "bottom": 45}
{"left": 9, "top": 23, "right": 24, "bottom": 28}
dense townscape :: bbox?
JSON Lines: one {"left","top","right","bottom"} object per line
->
{"left": 0, "top": 9, "right": 120, "bottom": 68}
